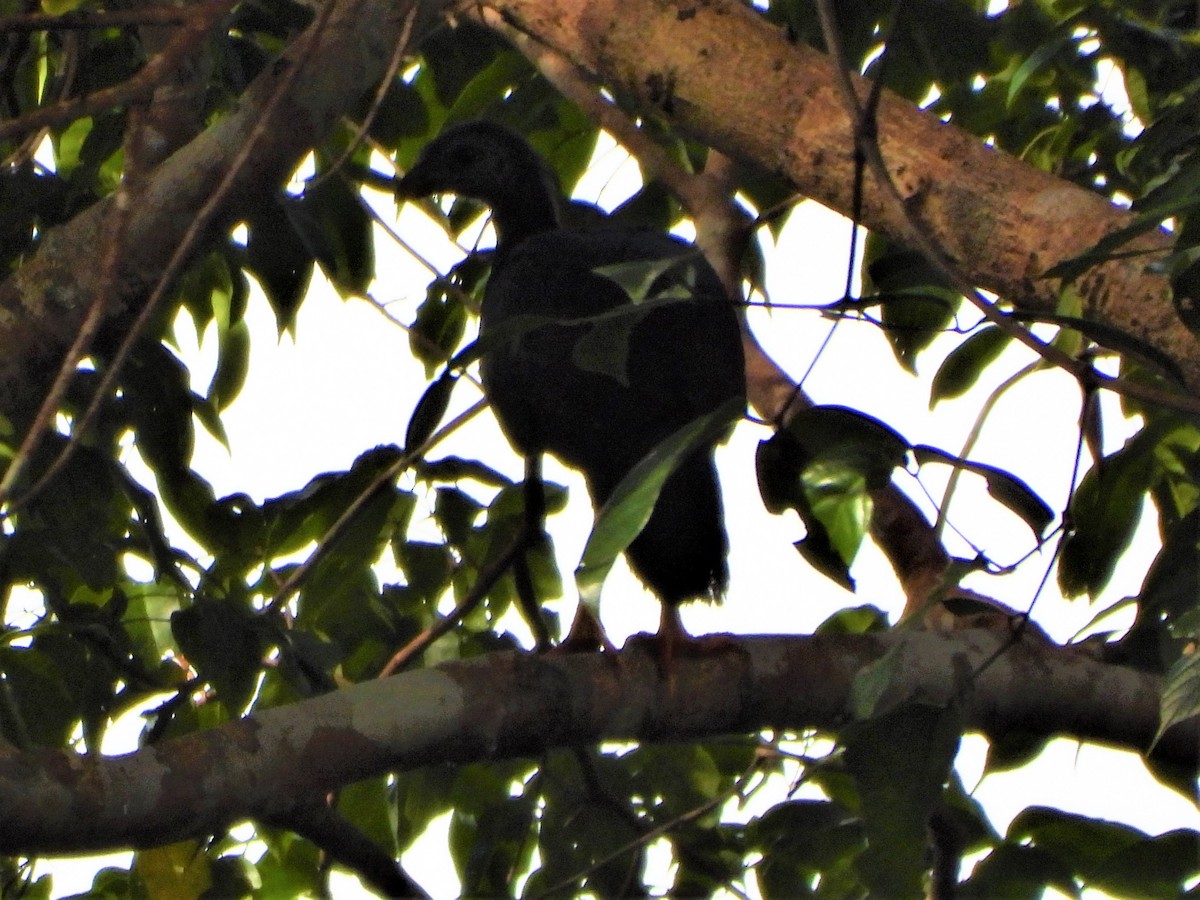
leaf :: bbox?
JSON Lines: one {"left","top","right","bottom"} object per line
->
{"left": 404, "top": 370, "right": 458, "bottom": 453}
{"left": 593, "top": 252, "right": 699, "bottom": 303}
{"left": 206, "top": 318, "right": 251, "bottom": 411}
{"left": 1007, "top": 807, "right": 1146, "bottom": 882}
{"left": 929, "top": 325, "right": 1011, "bottom": 405}
{"left": 963, "top": 843, "right": 1080, "bottom": 899}
{"left": 913, "top": 445, "right": 1054, "bottom": 537}
{"left": 576, "top": 398, "right": 743, "bottom": 610}
{"left": 170, "top": 599, "right": 266, "bottom": 713}
{"left": 862, "top": 237, "right": 960, "bottom": 371}
{"left": 815, "top": 604, "right": 890, "bottom": 635}
{"left": 410, "top": 283, "right": 468, "bottom": 376}
{"left": 786, "top": 406, "right": 910, "bottom": 489}
{"left": 757, "top": 407, "right": 908, "bottom": 588}
{"left": 842, "top": 703, "right": 963, "bottom": 898}
{"left": 133, "top": 840, "right": 211, "bottom": 900}
{"left": 337, "top": 777, "right": 398, "bottom": 858}
{"left": 747, "top": 799, "right": 862, "bottom": 898}
{"left": 286, "top": 176, "right": 375, "bottom": 295}
{"left": 1006, "top": 34, "right": 1074, "bottom": 108}
{"left": 1058, "top": 422, "right": 1167, "bottom": 598}
{"left": 244, "top": 195, "right": 315, "bottom": 335}
{"left": 1154, "top": 650, "right": 1200, "bottom": 749}
{"left": 1084, "top": 829, "right": 1200, "bottom": 898}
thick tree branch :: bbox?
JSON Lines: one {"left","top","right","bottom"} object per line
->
{"left": 486, "top": 0, "right": 1200, "bottom": 394}
{"left": 0, "top": 631, "right": 1192, "bottom": 856}
{"left": 0, "top": 0, "right": 438, "bottom": 427}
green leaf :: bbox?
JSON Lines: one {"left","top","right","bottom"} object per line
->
{"left": 748, "top": 800, "right": 862, "bottom": 899}
{"left": 913, "top": 445, "right": 1054, "bottom": 537}
{"left": 842, "top": 703, "right": 963, "bottom": 898}
{"left": 0, "top": 645, "right": 79, "bottom": 746}
{"left": 1155, "top": 650, "right": 1200, "bottom": 749}
{"left": 575, "top": 398, "right": 743, "bottom": 611}
{"left": 862, "top": 237, "right": 960, "bottom": 371}
{"left": 244, "top": 196, "right": 315, "bottom": 335}
{"left": 337, "top": 777, "right": 399, "bottom": 858}
{"left": 815, "top": 604, "right": 890, "bottom": 635}
{"left": 133, "top": 841, "right": 211, "bottom": 900}
{"left": 286, "top": 177, "right": 375, "bottom": 295}
{"left": 410, "top": 285, "right": 468, "bottom": 377}
{"left": 963, "top": 843, "right": 1080, "bottom": 899}
{"left": 1008, "top": 807, "right": 1145, "bottom": 882}
{"left": 206, "top": 318, "right": 251, "bottom": 410}
{"left": 1059, "top": 423, "right": 1167, "bottom": 598}
{"left": 593, "top": 252, "right": 700, "bottom": 303}
{"left": 170, "top": 599, "right": 266, "bottom": 713}
{"left": 757, "top": 407, "right": 908, "bottom": 588}
{"left": 929, "top": 325, "right": 1011, "bottom": 405}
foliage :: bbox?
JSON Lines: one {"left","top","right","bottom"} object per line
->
{"left": 0, "top": 0, "right": 1198, "bottom": 897}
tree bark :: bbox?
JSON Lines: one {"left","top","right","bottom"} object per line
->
{"left": 0, "top": 631, "right": 1191, "bottom": 856}
{"left": 490, "top": 0, "right": 1198, "bottom": 393}
{"left": 2, "top": 0, "right": 1194, "bottom": 422}
{"left": 0, "top": 0, "right": 434, "bottom": 425}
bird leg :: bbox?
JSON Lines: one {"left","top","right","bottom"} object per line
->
{"left": 559, "top": 602, "right": 617, "bottom": 654}
{"left": 637, "top": 603, "right": 739, "bottom": 680}
{"left": 511, "top": 455, "right": 553, "bottom": 650}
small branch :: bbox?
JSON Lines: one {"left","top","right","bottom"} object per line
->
{"left": 307, "top": 4, "right": 420, "bottom": 190}
{"left": 379, "top": 523, "right": 526, "bottom": 676}
{"left": 0, "top": 0, "right": 232, "bottom": 143}
{"left": 813, "top": 0, "right": 1200, "bottom": 419}
{"left": 266, "top": 797, "right": 432, "bottom": 899}
{"left": 265, "top": 399, "right": 487, "bottom": 617}
{"left": 0, "top": 6, "right": 197, "bottom": 32}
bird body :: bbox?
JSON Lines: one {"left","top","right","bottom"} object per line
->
{"left": 400, "top": 121, "right": 744, "bottom": 618}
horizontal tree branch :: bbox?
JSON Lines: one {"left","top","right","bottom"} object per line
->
{"left": 0, "top": 630, "right": 1190, "bottom": 856}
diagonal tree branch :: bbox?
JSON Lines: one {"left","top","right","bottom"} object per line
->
{"left": 0, "top": 0, "right": 440, "bottom": 429}
{"left": 485, "top": 0, "right": 1199, "bottom": 394}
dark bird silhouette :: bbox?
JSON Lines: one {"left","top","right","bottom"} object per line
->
{"left": 399, "top": 120, "right": 745, "bottom": 650}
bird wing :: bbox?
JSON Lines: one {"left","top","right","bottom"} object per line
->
{"left": 480, "top": 228, "right": 744, "bottom": 489}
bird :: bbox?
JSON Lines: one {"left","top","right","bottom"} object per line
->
{"left": 398, "top": 119, "right": 745, "bottom": 657}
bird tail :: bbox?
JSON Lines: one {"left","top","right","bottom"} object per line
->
{"left": 624, "top": 451, "right": 729, "bottom": 605}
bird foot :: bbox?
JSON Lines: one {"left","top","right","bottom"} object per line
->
{"left": 627, "top": 605, "right": 740, "bottom": 680}
{"left": 546, "top": 604, "right": 618, "bottom": 655}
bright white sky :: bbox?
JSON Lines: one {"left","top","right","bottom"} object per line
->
{"left": 37, "top": 129, "right": 1199, "bottom": 896}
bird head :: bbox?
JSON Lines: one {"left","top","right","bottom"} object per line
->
{"left": 398, "top": 120, "right": 561, "bottom": 228}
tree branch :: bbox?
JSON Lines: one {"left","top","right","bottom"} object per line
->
{"left": 0, "top": 631, "right": 1191, "bottom": 856}
{"left": 0, "top": 0, "right": 440, "bottom": 427}
{"left": 486, "top": 0, "right": 1200, "bottom": 394}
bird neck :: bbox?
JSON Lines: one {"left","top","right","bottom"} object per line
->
{"left": 489, "top": 164, "right": 562, "bottom": 250}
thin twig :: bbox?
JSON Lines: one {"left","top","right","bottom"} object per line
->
{"left": 0, "top": 0, "right": 232, "bottom": 143}
{"left": 528, "top": 754, "right": 767, "bottom": 900}
{"left": 265, "top": 399, "right": 488, "bottom": 617}
{"left": 379, "top": 519, "right": 527, "bottom": 676}
{"left": 305, "top": 3, "right": 419, "bottom": 189}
